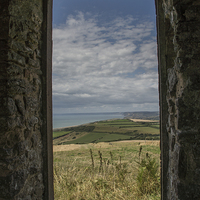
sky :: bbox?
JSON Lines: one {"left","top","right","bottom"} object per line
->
{"left": 53, "top": 0, "right": 159, "bottom": 114}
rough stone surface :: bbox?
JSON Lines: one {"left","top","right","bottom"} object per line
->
{"left": 0, "top": 0, "right": 199, "bottom": 199}
{"left": 0, "top": 0, "right": 45, "bottom": 199}
{"left": 156, "top": 0, "right": 200, "bottom": 199}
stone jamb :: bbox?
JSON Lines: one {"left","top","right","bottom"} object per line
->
{"left": 155, "top": 0, "right": 169, "bottom": 199}
{"left": 41, "top": 0, "right": 54, "bottom": 199}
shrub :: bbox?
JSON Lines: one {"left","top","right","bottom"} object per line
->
{"left": 136, "top": 155, "right": 160, "bottom": 197}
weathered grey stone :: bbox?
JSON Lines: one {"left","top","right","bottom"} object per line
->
{"left": 157, "top": 0, "right": 200, "bottom": 199}
{"left": 2, "top": 0, "right": 199, "bottom": 199}
{"left": 27, "top": 57, "right": 40, "bottom": 68}
{"left": 7, "top": 116, "right": 26, "bottom": 129}
{"left": 7, "top": 64, "right": 23, "bottom": 76}
{"left": 28, "top": 116, "right": 39, "bottom": 131}
{"left": 15, "top": 99, "right": 26, "bottom": 116}
{"left": 25, "top": 97, "right": 39, "bottom": 111}
{"left": 7, "top": 79, "right": 32, "bottom": 95}
{"left": 0, "top": 0, "right": 51, "bottom": 199}
{"left": 168, "top": 68, "right": 177, "bottom": 93}
{"left": 8, "top": 51, "right": 26, "bottom": 67}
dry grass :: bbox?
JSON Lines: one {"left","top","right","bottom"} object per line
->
{"left": 53, "top": 140, "right": 160, "bottom": 152}
{"left": 53, "top": 140, "right": 160, "bottom": 200}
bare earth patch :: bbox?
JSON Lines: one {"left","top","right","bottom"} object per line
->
{"left": 130, "top": 119, "right": 159, "bottom": 122}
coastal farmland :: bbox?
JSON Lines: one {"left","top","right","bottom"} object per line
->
{"left": 53, "top": 119, "right": 159, "bottom": 145}
{"left": 53, "top": 119, "right": 160, "bottom": 199}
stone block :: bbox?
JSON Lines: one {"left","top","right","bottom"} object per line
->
{"left": 7, "top": 79, "right": 31, "bottom": 95}
{"left": 8, "top": 50, "right": 26, "bottom": 67}
{"left": 7, "top": 64, "right": 23, "bottom": 76}
{"left": 27, "top": 57, "right": 40, "bottom": 68}
{"left": 15, "top": 98, "right": 26, "bottom": 116}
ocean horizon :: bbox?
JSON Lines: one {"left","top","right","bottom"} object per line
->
{"left": 53, "top": 112, "right": 124, "bottom": 129}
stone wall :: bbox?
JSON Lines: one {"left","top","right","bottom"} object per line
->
{"left": 1, "top": 0, "right": 200, "bottom": 199}
{"left": 0, "top": 0, "right": 53, "bottom": 199}
{"left": 156, "top": 0, "right": 200, "bottom": 199}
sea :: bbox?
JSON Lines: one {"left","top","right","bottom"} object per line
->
{"left": 53, "top": 112, "right": 124, "bottom": 129}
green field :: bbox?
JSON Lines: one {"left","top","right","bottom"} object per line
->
{"left": 53, "top": 131, "right": 71, "bottom": 138}
{"left": 53, "top": 119, "right": 160, "bottom": 145}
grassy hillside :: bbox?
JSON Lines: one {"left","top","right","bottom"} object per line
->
{"left": 54, "top": 140, "right": 160, "bottom": 199}
{"left": 53, "top": 119, "right": 160, "bottom": 145}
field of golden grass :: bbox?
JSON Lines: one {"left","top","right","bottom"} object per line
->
{"left": 53, "top": 140, "right": 160, "bottom": 152}
{"left": 53, "top": 140, "right": 160, "bottom": 200}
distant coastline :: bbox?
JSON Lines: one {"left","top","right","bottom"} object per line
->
{"left": 53, "top": 112, "right": 124, "bottom": 129}
{"left": 53, "top": 118, "right": 160, "bottom": 145}
{"left": 53, "top": 118, "right": 122, "bottom": 132}
{"left": 53, "top": 111, "right": 159, "bottom": 130}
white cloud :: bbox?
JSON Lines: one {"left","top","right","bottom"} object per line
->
{"left": 53, "top": 12, "right": 158, "bottom": 114}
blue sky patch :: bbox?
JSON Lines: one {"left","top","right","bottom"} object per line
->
{"left": 52, "top": 0, "right": 158, "bottom": 114}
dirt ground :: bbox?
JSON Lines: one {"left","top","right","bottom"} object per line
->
{"left": 130, "top": 119, "right": 159, "bottom": 123}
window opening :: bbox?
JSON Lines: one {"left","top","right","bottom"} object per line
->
{"left": 52, "top": 0, "right": 160, "bottom": 199}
